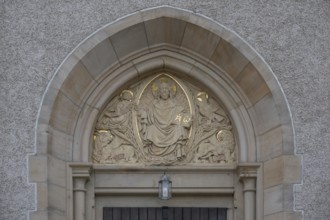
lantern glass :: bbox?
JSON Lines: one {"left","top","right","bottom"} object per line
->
{"left": 158, "top": 174, "right": 172, "bottom": 200}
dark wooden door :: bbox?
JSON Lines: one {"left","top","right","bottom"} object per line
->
{"left": 104, "top": 207, "right": 227, "bottom": 220}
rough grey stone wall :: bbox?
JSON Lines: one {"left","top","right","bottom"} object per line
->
{"left": 0, "top": 0, "right": 329, "bottom": 219}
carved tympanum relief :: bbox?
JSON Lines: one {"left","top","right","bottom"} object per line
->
{"left": 93, "top": 74, "right": 235, "bottom": 165}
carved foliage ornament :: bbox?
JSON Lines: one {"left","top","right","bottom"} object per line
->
{"left": 93, "top": 74, "right": 236, "bottom": 165}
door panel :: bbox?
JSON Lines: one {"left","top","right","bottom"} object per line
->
{"left": 104, "top": 207, "right": 227, "bottom": 220}
{"left": 209, "top": 208, "right": 217, "bottom": 220}
{"left": 131, "top": 208, "right": 139, "bottom": 220}
{"left": 182, "top": 208, "right": 191, "bottom": 220}
{"left": 174, "top": 208, "right": 182, "bottom": 220}
{"left": 191, "top": 208, "right": 199, "bottom": 220}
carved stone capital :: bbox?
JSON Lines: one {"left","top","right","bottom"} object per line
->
{"left": 70, "top": 163, "right": 92, "bottom": 177}
{"left": 70, "top": 163, "right": 93, "bottom": 190}
{"left": 238, "top": 163, "right": 260, "bottom": 180}
{"left": 238, "top": 164, "right": 259, "bottom": 192}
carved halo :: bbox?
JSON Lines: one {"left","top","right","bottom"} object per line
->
{"left": 196, "top": 92, "right": 209, "bottom": 102}
{"left": 151, "top": 77, "right": 177, "bottom": 98}
{"left": 119, "top": 90, "right": 134, "bottom": 100}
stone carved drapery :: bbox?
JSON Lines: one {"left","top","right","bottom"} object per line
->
{"left": 93, "top": 74, "right": 236, "bottom": 165}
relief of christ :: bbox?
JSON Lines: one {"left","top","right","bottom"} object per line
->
{"left": 139, "top": 77, "right": 192, "bottom": 162}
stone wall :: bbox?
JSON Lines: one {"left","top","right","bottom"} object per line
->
{"left": 0, "top": 1, "right": 329, "bottom": 220}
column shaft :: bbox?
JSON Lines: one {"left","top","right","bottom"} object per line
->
{"left": 73, "top": 178, "right": 87, "bottom": 220}
{"left": 242, "top": 178, "right": 256, "bottom": 220}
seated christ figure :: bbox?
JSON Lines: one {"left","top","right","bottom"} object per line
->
{"left": 140, "top": 79, "right": 191, "bottom": 162}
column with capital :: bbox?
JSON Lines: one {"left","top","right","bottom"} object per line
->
{"left": 70, "top": 164, "right": 92, "bottom": 220}
{"left": 238, "top": 164, "right": 260, "bottom": 220}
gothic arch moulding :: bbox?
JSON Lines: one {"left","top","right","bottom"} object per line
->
{"left": 29, "top": 6, "right": 301, "bottom": 220}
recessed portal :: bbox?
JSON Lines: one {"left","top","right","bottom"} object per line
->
{"left": 31, "top": 5, "right": 300, "bottom": 220}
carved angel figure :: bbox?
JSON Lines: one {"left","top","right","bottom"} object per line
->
{"left": 93, "top": 90, "right": 137, "bottom": 163}
{"left": 139, "top": 79, "right": 192, "bottom": 161}
{"left": 196, "top": 92, "right": 228, "bottom": 125}
{"left": 98, "top": 90, "right": 135, "bottom": 130}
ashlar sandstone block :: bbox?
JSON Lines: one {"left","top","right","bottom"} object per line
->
{"left": 265, "top": 211, "right": 302, "bottom": 220}
{"left": 210, "top": 39, "right": 250, "bottom": 80}
{"left": 145, "top": 17, "right": 186, "bottom": 48}
{"left": 181, "top": 23, "right": 220, "bottom": 60}
{"left": 264, "top": 155, "right": 301, "bottom": 189}
{"left": 29, "top": 155, "right": 47, "bottom": 182}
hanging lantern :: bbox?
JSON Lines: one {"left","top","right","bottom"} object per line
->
{"left": 158, "top": 174, "right": 172, "bottom": 200}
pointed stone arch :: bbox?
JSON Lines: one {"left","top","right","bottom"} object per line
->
{"left": 29, "top": 6, "right": 301, "bottom": 220}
